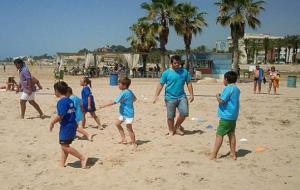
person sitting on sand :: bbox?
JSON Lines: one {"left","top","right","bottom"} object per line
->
{"left": 210, "top": 71, "right": 240, "bottom": 160}
{"left": 50, "top": 81, "right": 88, "bottom": 168}
{"left": 0, "top": 77, "right": 18, "bottom": 91}
{"left": 100, "top": 77, "right": 138, "bottom": 149}
{"left": 252, "top": 64, "right": 264, "bottom": 94}
{"left": 66, "top": 87, "right": 93, "bottom": 141}
{"left": 268, "top": 66, "right": 280, "bottom": 95}
{"left": 153, "top": 55, "right": 194, "bottom": 136}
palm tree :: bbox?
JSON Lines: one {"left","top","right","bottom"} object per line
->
{"left": 173, "top": 3, "right": 207, "bottom": 69}
{"left": 215, "top": 0, "right": 265, "bottom": 71}
{"left": 263, "top": 37, "right": 270, "bottom": 64}
{"left": 273, "top": 39, "right": 281, "bottom": 64}
{"left": 141, "top": 0, "right": 177, "bottom": 70}
{"left": 127, "top": 19, "right": 157, "bottom": 73}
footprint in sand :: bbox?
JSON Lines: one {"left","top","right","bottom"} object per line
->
{"left": 145, "top": 177, "right": 166, "bottom": 184}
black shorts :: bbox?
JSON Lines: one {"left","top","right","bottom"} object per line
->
{"left": 59, "top": 139, "right": 74, "bottom": 145}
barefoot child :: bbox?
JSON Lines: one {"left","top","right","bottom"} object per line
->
{"left": 100, "top": 77, "right": 137, "bottom": 148}
{"left": 50, "top": 81, "right": 87, "bottom": 168}
{"left": 210, "top": 71, "right": 240, "bottom": 160}
{"left": 80, "top": 77, "right": 102, "bottom": 129}
{"left": 66, "top": 87, "right": 93, "bottom": 141}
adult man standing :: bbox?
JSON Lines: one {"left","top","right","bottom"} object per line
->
{"left": 252, "top": 64, "right": 264, "bottom": 94}
{"left": 153, "top": 55, "right": 194, "bottom": 135}
{"left": 14, "top": 59, "right": 45, "bottom": 119}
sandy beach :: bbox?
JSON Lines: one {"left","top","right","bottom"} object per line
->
{"left": 0, "top": 65, "right": 299, "bottom": 190}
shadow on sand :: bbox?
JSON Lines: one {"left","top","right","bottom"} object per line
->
{"left": 67, "top": 157, "right": 99, "bottom": 169}
{"left": 184, "top": 129, "right": 205, "bottom": 136}
{"left": 26, "top": 115, "right": 51, "bottom": 119}
{"left": 136, "top": 140, "right": 151, "bottom": 145}
{"left": 219, "top": 149, "right": 252, "bottom": 159}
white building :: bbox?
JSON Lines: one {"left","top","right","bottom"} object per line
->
{"left": 226, "top": 33, "right": 299, "bottom": 64}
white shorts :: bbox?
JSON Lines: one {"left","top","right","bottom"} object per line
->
{"left": 119, "top": 115, "right": 134, "bottom": 124}
{"left": 20, "top": 92, "right": 35, "bottom": 101}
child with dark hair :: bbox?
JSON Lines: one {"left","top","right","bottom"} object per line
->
{"left": 100, "top": 77, "right": 137, "bottom": 149}
{"left": 66, "top": 87, "right": 93, "bottom": 141}
{"left": 50, "top": 81, "right": 88, "bottom": 168}
{"left": 80, "top": 77, "right": 102, "bottom": 129}
{"left": 210, "top": 71, "right": 240, "bottom": 160}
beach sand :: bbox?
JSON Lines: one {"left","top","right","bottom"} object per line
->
{"left": 0, "top": 65, "right": 299, "bottom": 190}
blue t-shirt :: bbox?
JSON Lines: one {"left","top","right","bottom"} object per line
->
{"left": 81, "top": 86, "right": 95, "bottom": 107}
{"left": 160, "top": 68, "right": 192, "bottom": 101}
{"left": 114, "top": 89, "right": 135, "bottom": 118}
{"left": 258, "top": 68, "right": 264, "bottom": 80}
{"left": 57, "top": 97, "right": 77, "bottom": 140}
{"left": 69, "top": 95, "right": 83, "bottom": 123}
{"left": 217, "top": 85, "right": 240, "bottom": 121}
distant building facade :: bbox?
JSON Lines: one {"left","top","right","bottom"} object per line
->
{"left": 226, "top": 33, "right": 299, "bottom": 64}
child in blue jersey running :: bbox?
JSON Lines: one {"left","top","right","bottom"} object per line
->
{"left": 210, "top": 71, "right": 240, "bottom": 160}
{"left": 49, "top": 81, "right": 88, "bottom": 168}
{"left": 100, "top": 77, "right": 137, "bottom": 149}
{"left": 80, "top": 77, "right": 102, "bottom": 130}
{"left": 66, "top": 87, "right": 93, "bottom": 141}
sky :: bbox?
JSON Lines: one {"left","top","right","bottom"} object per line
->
{"left": 0, "top": 0, "right": 299, "bottom": 59}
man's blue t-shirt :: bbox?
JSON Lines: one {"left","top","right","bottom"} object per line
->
{"left": 57, "top": 97, "right": 77, "bottom": 140}
{"left": 114, "top": 89, "right": 135, "bottom": 118}
{"left": 81, "top": 86, "right": 95, "bottom": 107}
{"left": 69, "top": 95, "right": 83, "bottom": 123}
{"left": 160, "top": 68, "right": 192, "bottom": 101}
{"left": 217, "top": 85, "right": 240, "bottom": 121}
{"left": 258, "top": 68, "right": 264, "bottom": 80}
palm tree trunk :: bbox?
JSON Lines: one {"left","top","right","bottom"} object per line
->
{"left": 277, "top": 47, "right": 281, "bottom": 64}
{"left": 264, "top": 47, "right": 267, "bottom": 64}
{"left": 142, "top": 54, "right": 147, "bottom": 76}
{"left": 232, "top": 37, "right": 239, "bottom": 72}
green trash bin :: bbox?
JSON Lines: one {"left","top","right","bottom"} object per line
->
{"left": 287, "top": 76, "right": 297, "bottom": 88}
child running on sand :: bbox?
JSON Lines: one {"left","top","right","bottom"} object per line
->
{"left": 210, "top": 71, "right": 240, "bottom": 160}
{"left": 66, "top": 87, "right": 94, "bottom": 141}
{"left": 100, "top": 77, "right": 137, "bottom": 149}
{"left": 50, "top": 81, "right": 87, "bottom": 168}
{"left": 80, "top": 77, "right": 102, "bottom": 129}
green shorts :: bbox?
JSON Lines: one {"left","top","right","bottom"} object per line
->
{"left": 216, "top": 119, "right": 236, "bottom": 136}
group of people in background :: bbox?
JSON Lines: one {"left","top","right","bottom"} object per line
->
{"left": 253, "top": 64, "right": 280, "bottom": 95}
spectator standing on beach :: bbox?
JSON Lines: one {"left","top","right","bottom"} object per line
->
{"left": 153, "top": 55, "right": 194, "bottom": 136}
{"left": 3, "top": 63, "right": 6, "bottom": 72}
{"left": 14, "top": 59, "right": 45, "bottom": 119}
{"left": 252, "top": 64, "right": 264, "bottom": 94}
{"left": 268, "top": 66, "right": 280, "bottom": 95}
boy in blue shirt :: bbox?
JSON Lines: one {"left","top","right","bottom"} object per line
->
{"left": 100, "top": 77, "right": 137, "bottom": 149}
{"left": 210, "top": 71, "right": 240, "bottom": 160}
{"left": 50, "top": 81, "right": 88, "bottom": 168}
